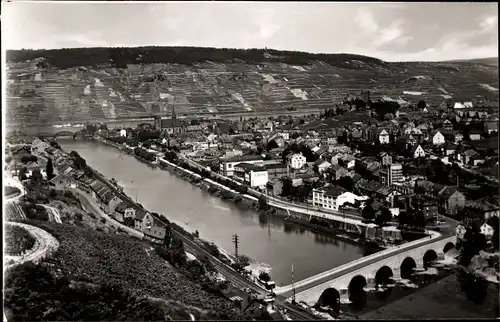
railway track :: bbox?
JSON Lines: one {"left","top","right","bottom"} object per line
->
{"left": 176, "top": 232, "right": 319, "bottom": 320}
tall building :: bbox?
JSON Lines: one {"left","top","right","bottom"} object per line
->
{"left": 387, "top": 163, "right": 403, "bottom": 185}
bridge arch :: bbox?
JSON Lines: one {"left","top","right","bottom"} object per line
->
{"left": 443, "top": 242, "right": 455, "bottom": 254}
{"left": 54, "top": 131, "right": 77, "bottom": 138}
{"left": 400, "top": 257, "right": 417, "bottom": 279}
{"left": 316, "top": 288, "right": 340, "bottom": 311}
{"left": 348, "top": 275, "right": 367, "bottom": 298}
{"left": 423, "top": 249, "right": 438, "bottom": 269}
{"left": 375, "top": 266, "right": 393, "bottom": 287}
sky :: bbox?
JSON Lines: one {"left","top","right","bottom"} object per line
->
{"left": 2, "top": 1, "right": 498, "bottom": 62}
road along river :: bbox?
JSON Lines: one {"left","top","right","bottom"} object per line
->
{"left": 59, "top": 139, "right": 376, "bottom": 286}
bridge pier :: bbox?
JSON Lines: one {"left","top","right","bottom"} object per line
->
{"left": 392, "top": 269, "right": 401, "bottom": 281}
{"left": 415, "top": 262, "right": 425, "bottom": 271}
{"left": 366, "top": 277, "right": 377, "bottom": 290}
{"left": 339, "top": 289, "right": 350, "bottom": 303}
{"left": 437, "top": 252, "right": 445, "bottom": 261}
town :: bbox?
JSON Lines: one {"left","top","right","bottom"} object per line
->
{"left": 3, "top": 2, "right": 499, "bottom": 320}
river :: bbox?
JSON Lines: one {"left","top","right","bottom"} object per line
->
{"left": 58, "top": 138, "right": 372, "bottom": 286}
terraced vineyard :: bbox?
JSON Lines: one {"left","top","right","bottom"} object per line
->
{"left": 5, "top": 48, "right": 498, "bottom": 126}
{"left": 5, "top": 201, "right": 27, "bottom": 221}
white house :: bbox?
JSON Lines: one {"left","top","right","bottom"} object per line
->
{"left": 287, "top": 153, "right": 307, "bottom": 170}
{"left": 454, "top": 102, "right": 465, "bottom": 109}
{"left": 480, "top": 223, "right": 495, "bottom": 239}
{"left": 379, "top": 129, "right": 390, "bottom": 144}
{"left": 120, "top": 129, "right": 127, "bottom": 137}
{"left": 412, "top": 144, "right": 426, "bottom": 159}
{"left": 431, "top": 130, "right": 445, "bottom": 145}
{"left": 243, "top": 166, "right": 269, "bottom": 188}
{"left": 312, "top": 186, "right": 346, "bottom": 211}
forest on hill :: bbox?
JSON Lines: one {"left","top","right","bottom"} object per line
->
{"left": 6, "top": 46, "right": 387, "bottom": 70}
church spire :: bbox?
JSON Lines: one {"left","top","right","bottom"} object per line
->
{"left": 172, "top": 103, "right": 176, "bottom": 123}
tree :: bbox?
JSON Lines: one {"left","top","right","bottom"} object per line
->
{"left": 258, "top": 271, "right": 271, "bottom": 282}
{"left": 417, "top": 100, "right": 426, "bottom": 110}
{"left": 46, "top": 158, "right": 54, "bottom": 181}
{"left": 258, "top": 195, "right": 269, "bottom": 210}
{"left": 336, "top": 176, "right": 354, "bottom": 191}
{"left": 30, "top": 168, "right": 43, "bottom": 184}
{"left": 459, "top": 224, "right": 488, "bottom": 267}
{"left": 361, "top": 203, "right": 376, "bottom": 222}
{"left": 19, "top": 167, "right": 28, "bottom": 181}
{"left": 376, "top": 207, "right": 393, "bottom": 227}
{"left": 266, "top": 140, "right": 279, "bottom": 151}
{"left": 413, "top": 210, "right": 427, "bottom": 230}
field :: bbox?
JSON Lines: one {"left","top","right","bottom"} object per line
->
{"left": 25, "top": 221, "right": 244, "bottom": 320}
{"left": 5, "top": 47, "right": 498, "bottom": 127}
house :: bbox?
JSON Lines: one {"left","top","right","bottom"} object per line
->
{"left": 465, "top": 200, "right": 500, "bottom": 220}
{"left": 375, "top": 186, "right": 401, "bottom": 206}
{"left": 286, "top": 153, "right": 307, "bottom": 170}
{"left": 312, "top": 185, "right": 347, "bottom": 211}
{"left": 49, "top": 173, "right": 77, "bottom": 190}
{"left": 339, "top": 155, "right": 356, "bottom": 170}
{"left": 108, "top": 195, "right": 123, "bottom": 214}
{"left": 234, "top": 163, "right": 268, "bottom": 188}
{"left": 135, "top": 211, "right": 167, "bottom": 244}
{"left": 379, "top": 152, "right": 393, "bottom": 166}
{"left": 470, "top": 154, "right": 486, "bottom": 166}
{"left": 120, "top": 129, "right": 127, "bottom": 137}
{"left": 460, "top": 149, "right": 480, "bottom": 165}
{"left": 316, "top": 160, "right": 332, "bottom": 173}
{"left": 480, "top": 223, "right": 494, "bottom": 239}
{"left": 379, "top": 129, "right": 390, "bottom": 144}
{"left": 438, "top": 187, "right": 466, "bottom": 215}
{"left": 329, "top": 164, "right": 350, "bottom": 181}
{"left": 161, "top": 118, "right": 184, "bottom": 134}
{"left": 443, "top": 143, "right": 457, "bottom": 156}
{"left": 264, "top": 163, "right": 288, "bottom": 179}
{"left": 266, "top": 180, "right": 283, "bottom": 197}
{"left": 430, "top": 130, "right": 445, "bottom": 145}
{"left": 442, "top": 119, "right": 453, "bottom": 131}
{"left": 469, "top": 132, "right": 482, "bottom": 141}
{"left": 456, "top": 224, "right": 467, "bottom": 241}
{"left": 484, "top": 120, "right": 499, "bottom": 134}
{"left": 411, "top": 144, "right": 426, "bottom": 159}
{"left": 113, "top": 201, "right": 135, "bottom": 222}
{"left": 219, "top": 155, "right": 264, "bottom": 176}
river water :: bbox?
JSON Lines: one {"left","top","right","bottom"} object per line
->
{"left": 59, "top": 138, "right": 371, "bottom": 286}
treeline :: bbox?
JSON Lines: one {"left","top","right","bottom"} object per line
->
{"left": 7, "top": 46, "right": 387, "bottom": 70}
{"left": 134, "top": 147, "right": 157, "bottom": 162}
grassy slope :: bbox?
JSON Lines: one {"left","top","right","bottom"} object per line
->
{"left": 25, "top": 221, "right": 243, "bottom": 320}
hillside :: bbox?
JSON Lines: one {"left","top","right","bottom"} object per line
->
{"left": 443, "top": 57, "right": 498, "bottom": 67}
{"left": 5, "top": 47, "right": 499, "bottom": 126}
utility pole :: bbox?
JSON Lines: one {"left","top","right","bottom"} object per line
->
{"left": 292, "top": 264, "right": 296, "bottom": 304}
{"left": 232, "top": 234, "right": 239, "bottom": 261}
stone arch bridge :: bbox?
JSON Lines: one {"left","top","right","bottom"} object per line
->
{"left": 276, "top": 235, "right": 456, "bottom": 306}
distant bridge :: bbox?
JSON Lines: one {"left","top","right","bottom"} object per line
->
{"left": 37, "top": 130, "right": 90, "bottom": 139}
{"left": 275, "top": 234, "right": 456, "bottom": 306}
